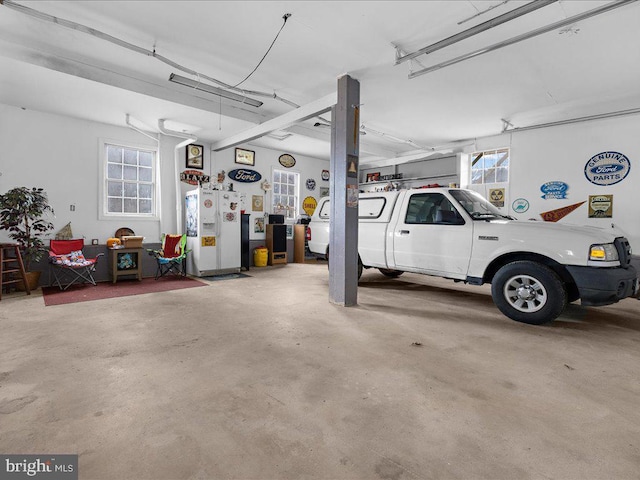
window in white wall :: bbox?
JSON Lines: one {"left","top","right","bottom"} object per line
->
{"left": 272, "top": 169, "right": 299, "bottom": 220}
{"left": 471, "top": 148, "right": 509, "bottom": 184}
{"left": 103, "top": 142, "right": 157, "bottom": 217}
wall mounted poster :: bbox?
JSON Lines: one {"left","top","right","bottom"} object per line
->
{"left": 489, "top": 188, "right": 505, "bottom": 207}
{"left": 254, "top": 217, "right": 265, "bottom": 233}
{"left": 252, "top": 195, "right": 264, "bottom": 212}
{"left": 589, "top": 195, "right": 613, "bottom": 218}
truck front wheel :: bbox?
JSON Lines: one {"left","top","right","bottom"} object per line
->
{"left": 491, "top": 261, "right": 567, "bottom": 325}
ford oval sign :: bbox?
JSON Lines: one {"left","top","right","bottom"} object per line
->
{"left": 584, "top": 151, "right": 630, "bottom": 186}
{"left": 228, "top": 168, "right": 262, "bottom": 183}
{"left": 540, "top": 181, "right": 569, "bottom": 200}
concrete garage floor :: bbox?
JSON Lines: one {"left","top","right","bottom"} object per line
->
{"left": 1, "top": 262, "right": 639, "bottom": 480}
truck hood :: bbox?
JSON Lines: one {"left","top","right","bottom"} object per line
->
{"left": 472, "top": 219, "right": 630, "bottom": 266}
{"left": 476, "top": 219, "right": 625, "bottom": 243}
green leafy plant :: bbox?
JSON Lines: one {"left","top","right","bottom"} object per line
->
{"left": 0, "top": 187, "right": 55, "bottom": 271}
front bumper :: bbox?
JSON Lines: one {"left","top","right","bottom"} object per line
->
{"left": 566, "top": 265, "right": 638, "bottom": 306}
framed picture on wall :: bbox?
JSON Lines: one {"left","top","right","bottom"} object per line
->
{"left": 366, "top": 172, "right": 380, "bottom": 182}
{"left": 186, "top": 144, "right": 204, "bottom": 169}
{"left": 235, "top": 147, "right": 255, "bottom": 166}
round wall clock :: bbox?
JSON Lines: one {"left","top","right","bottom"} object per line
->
{"left": 279, "top": 154, "right": 296, "bottom": 168}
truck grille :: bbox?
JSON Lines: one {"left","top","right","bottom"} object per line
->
{"left": 614, "top": 237, "right": 632, "bottom": 267}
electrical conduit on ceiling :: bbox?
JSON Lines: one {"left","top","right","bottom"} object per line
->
{"left": 1, "top": 0, "right": 429, "bottom": 155}
{"left": 157, "top": 120, "right": 197, "bottom": 235}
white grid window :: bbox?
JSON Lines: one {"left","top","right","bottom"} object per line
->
{"left": 471, "top": 148, "right": 509, "bottom": 184}
{"left": 105, "top": 143, "right": 156, "bottom": 216}
{"left": 272, "top": 169, "right": 299, "bottom": 220}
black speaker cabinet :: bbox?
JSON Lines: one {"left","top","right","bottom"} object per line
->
{"left": 241, "top": 213, "right": 250, "bottom": 271}
{"left": 268, "top": 214, "right": 285, "bottom": 224}
{"left": 266, "top": 224, "right": 287, "bottom": 265}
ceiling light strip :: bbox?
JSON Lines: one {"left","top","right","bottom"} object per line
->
{"left": 0, "top": 0, "right": 299, "bottom": 109}
{"left": 396, "top": 0, "right": 557, "bottom": 65}
{"left": 408, "top": 0, "right": 638, "bottom": 79}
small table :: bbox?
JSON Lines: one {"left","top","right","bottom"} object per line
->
{"left": 108, "top": 247, "right": 143, "bottom": 283}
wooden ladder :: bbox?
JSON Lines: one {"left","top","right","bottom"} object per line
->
{"left": 0, "top": 243, "right": 30, "bottom": 301}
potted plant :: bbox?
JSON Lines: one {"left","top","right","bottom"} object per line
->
{"left": 0, "top": 187, "right": 55, "bottom": 290}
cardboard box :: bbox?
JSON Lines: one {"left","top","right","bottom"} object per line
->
{"left": 121, "top": 236, "right": 144, "bottom": 248}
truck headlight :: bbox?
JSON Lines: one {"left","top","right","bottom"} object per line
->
{"left": 589, "top": 243, "right": 619, "bottom": 261}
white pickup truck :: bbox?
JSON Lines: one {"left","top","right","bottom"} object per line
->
{"left": 307, "top": 188, "right": 638, "bottom": 325}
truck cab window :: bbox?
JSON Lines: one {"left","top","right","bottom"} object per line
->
{"left": 406, "top": 193, "right": 463, "bottom": 225}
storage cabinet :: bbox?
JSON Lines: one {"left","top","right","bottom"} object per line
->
{"left": 108, "top": 247, "right": 143, "bottom": 283}
{"left": 293, "top": 224, "right": 306, "bottom": 263}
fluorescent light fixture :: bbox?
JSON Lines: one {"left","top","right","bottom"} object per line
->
{"left": 169, "top": 73, "right": 263, "bottom": 108}
{"left": 266, "top": 130, "right": 294, "bottom": 141}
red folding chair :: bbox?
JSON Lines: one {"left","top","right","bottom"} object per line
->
{"left": 49, "top": 239, "right": 104, "bottom": 290}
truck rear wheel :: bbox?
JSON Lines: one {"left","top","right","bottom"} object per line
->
{"left": 491, "top": 261, "right": 567, "bottom": 325}
{"left": 379, "top": 268, "right": 403, "bottom": 278}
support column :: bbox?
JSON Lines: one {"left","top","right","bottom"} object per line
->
{"left": 329, "top": 74, "right": 360, "bottom": 306}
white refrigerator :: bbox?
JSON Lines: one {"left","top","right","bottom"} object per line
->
{"left": 185, "top": 187, "right": 241, "bottom": 276}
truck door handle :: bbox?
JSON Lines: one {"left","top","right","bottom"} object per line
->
{"left": 399, "top": 230, "right": 410, "bottom": 235}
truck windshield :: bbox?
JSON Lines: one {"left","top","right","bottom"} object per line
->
{"left": 450, "top": 189, "right": 509, "bottom": 220}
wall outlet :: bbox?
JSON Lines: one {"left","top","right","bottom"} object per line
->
{"left": 91, "top": 239, "right": 99, "bottom": 245}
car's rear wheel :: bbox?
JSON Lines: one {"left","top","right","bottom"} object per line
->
{"left": 379, "top": 268, "right": 403, "bottom": 278}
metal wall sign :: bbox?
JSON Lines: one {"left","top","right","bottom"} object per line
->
{"left": 303, "top": 196, "right": 318, "bottom": 216}
{"left": 279, "top": 154, "right": 296, "bottom": 168}
{"left": 584, "top": 151, "right": 630, "bottom": 186}
{"left": 540, "top": 181, "right": 569, "bottom": 199}
{"left": 181, "top": 170, "right": 210, "bottom": 185}
{"left": 227, "top": 168, "right": 262, "bottom": 183}
{"left": 589, "top": 194, "right": 613, "bottom": 218}
{"left": 489, "top": 188, "right": 505, "bottom": 207}
{"left": 512, "top": 198, "right": 530, "bottom": 213}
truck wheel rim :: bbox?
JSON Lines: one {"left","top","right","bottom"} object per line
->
{"left": 503, "top": 274, "right": 547, "bottom": 313}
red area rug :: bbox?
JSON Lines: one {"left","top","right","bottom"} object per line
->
{"left": 41, "top": 276, "right": 207, "bottom": 306}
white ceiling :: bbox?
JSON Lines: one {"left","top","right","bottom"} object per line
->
{"left": 1, "top": 0, "right": 639, "bottom": 164}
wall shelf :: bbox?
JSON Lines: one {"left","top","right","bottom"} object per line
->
{"left": 360, "top": 172, "right": 457, "bottom": 186}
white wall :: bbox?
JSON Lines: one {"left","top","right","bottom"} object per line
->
{"left": 461, "top": 114, "right": 640, "bottom": 249}
{"left": 210, "top": 145, "right": 329, "bottom": 240}
{"left": 0, "top": 103, "right": 329, "bottom": 245}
